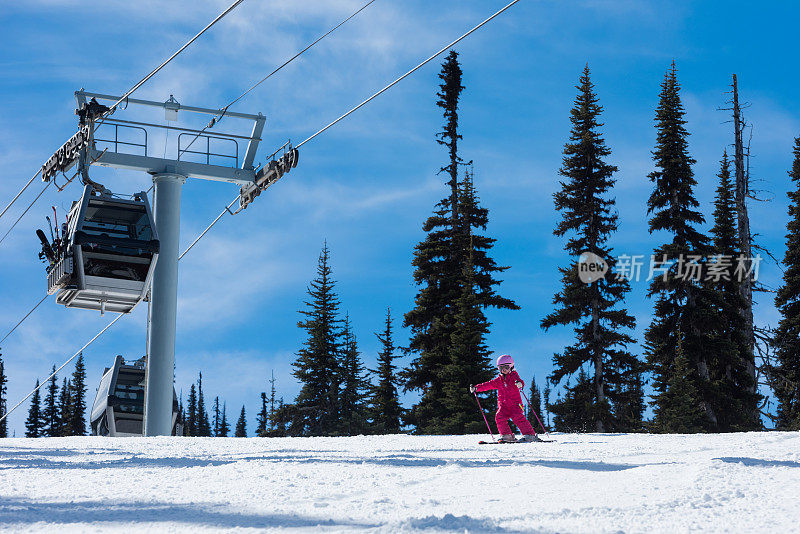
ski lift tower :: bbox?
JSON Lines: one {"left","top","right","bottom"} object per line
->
{"left": 72, "top": 90, "right": 297, "bottom": 436}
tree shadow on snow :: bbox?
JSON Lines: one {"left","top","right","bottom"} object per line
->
{"left": 715, "top": 457, "right": 800, "bottom": 468}
{"left": 0, "top": 497, "right": 379, "bottom": 530}
{"left": 403, "top": 513, "right": 533, "bottom": 533}
{"left": 0, "top": 455, "right": 235, "bottom": 470}
{"left": 232, "top": 455, "right": 640, "bottom": 471}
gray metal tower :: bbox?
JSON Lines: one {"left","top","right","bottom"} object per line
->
{"left": 58, "top": 90, "right": 294, "bottom": 436}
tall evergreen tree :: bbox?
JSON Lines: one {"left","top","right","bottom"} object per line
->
{"left": 66, "top": 355, "right": 87, "bottom": 436}
{"left": 0, "top": 354, "right": 7, "bottom": 438}
{"left": 773, "top": 137, "right": 800, "bottom": 430}
{"left": 543, "top": 383, "right": 553, "bottom": 429}
{"left": 292, "top": 242, "right": 343, "bottom": 436}
{"left": 268, "top": 371, "right": 277, "bottom": 436}
{"left": 550, "top": 369, "right": 594, "bottom": 433}
{"left": 527, "top": 376, "right": 543, "bottom": 424}
{"left": 644, "top": 63, "right": 720, "bottom": 433}
{"left": 403, "top": 51, "right": 517, "bottom": 434}
{"left": 235, "top": 405, "right": 247, "bottom": 437}
{"left": 25, "top": 380, "right": 44, "bottom": 438}
{"left": 614, "top": 367, "right": 646, "bottom": 432}
{"left": 256, "top": 392, "right": 269, "bottom": 437}
{"left": 42, "top": 366, "right": 60, "bottom": 437}
{"left": 441, "top": 251, "right": 494, "bottom": 433}
{"left": 270, "top": 399, "right": 292, "bottom": 437}
{"left": 339, "top": 315, "right": 370, "bottom": 436}
{"left": 176, "top": 394, "right": 185, "bottom": 436}
{"left": 57, "top": 377, "right": 71, "bottom": 437}
{"left": 219, "top": 401, "right": 230, "bottom": 437}
{"left": 369, "top": 308, "right": 403, "bottom": 433}
{"left": 212, "top": 396, "right": 221, "bottom": 437}
{"left": 541, "top": 65, "right": 639, "bottom": 433}
{"left": 652, "top": 331, "right": 708, "bottom": 432}
{"left": 708, "top": 152, "right": 759, "bottom": 430}
{"left": 196, "top": 372, "right": 211, "bottom": 437}
{"left": 185, "top": 384, "right": 198, "bottom": 437}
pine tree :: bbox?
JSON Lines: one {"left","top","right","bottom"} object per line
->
{"left": 196, "top": 373, "right": 211, "bottom": 437}
{"left": 652, "top": 332, "right": 708, "bottom": 433}
{"left": 212, "top": 396, "right": 221, "bottom": 437}
{"left": 708, "top": 151, "right": 759, "bottom": 431}
{"left": 268, "top": 371, "right": 277, "bottom": 436}
{"left": 773, "top": 137, "right": 800, "bottom": 430}
{"left": 256, "top": 392, "right": 269, "bottom": 437}
{"left": 42, "top": 366, "right": 60, "bottom": 437}
{"left": 339, "top": 315, "right": 370, "bottom": 435}
{"left": 270, "top": 399, "right": 292, "bottom": 437}
{"left": 67, "top": 354, "right": 87, "bottom": 436}
{"left": 550, "top": 369, "right": 594, "bottom": 433}
{"left": 541, "top": 65, "right": 639, "bottom": 433}
{"left": 458, "top": 164, "right": 517, "bottom": 312}
{"left": 25, "top": 380, "right": 44, "bottom": 437}
{"left": 527, "top": 376, "right": 543, "bottom": 425}
{"left": 440, "top": 251, "right": 494, "bottom": 434}
{"left": 235, "top": 405, "right": 247, "bottom": 437}
{"left": 292, "top": 242, "right": 343, "bottom": 436}
{"left": 369, "top": 308, "right": 403, "bottom": 433}
{"left": 57, "top": 378, "right": 71, "bottom": 437}
{"left": 543, "top": 383, "right": 552, "bottom": 430}
{"left": 644, "top": 62, "right": 719, "bottom": 433}
{"left": 0, "top": 354, "right": 7, "bottom": 438}
{"left": 219, "top": 402, "right": 230, "bottom": 437}
{"left": 403, "top": 52, "right": 517, "bottom": 434}
{"left": 176, "top": 394, "right": 185, "bottom": 436}
{"left": 185, "top": 384, "right": 198, "bottom": 437}
{"left": 614, "top": 365, "right": 646, "bottom": 432}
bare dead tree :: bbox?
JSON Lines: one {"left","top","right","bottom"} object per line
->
{"left": 731, "top": 74, "right": 759, "bottom": 421}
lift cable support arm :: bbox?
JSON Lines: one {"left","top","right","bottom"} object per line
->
{"left": 74, "top": 91, "right": 266, "bottom": 185}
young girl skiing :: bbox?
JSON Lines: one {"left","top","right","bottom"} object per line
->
{"left": 470, "top": 354, "right": 541, "bottom": 442}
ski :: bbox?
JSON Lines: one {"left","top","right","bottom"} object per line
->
{"left": 478, "top": 439, "right": 555, "bottom": 444}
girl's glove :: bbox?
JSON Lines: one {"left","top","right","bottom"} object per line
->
{"left": 469, "top": 385, "right": 477, "bottom": 394}
{"left": 516, "top": 381, "right": 523, "bottom": 389}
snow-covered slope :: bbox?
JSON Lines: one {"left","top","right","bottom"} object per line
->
{"left": 1, "top": 432, "right": 799, "bottom": 533}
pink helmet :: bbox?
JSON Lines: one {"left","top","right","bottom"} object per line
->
{"left": 497, "top": 354, "right": 514, "bottom": 369}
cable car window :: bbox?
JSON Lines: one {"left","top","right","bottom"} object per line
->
{"left": 84, "top": 255, "right": 149, "bottom": 281}
{"left": 82, "top": 203, "right": 152, "bottom": 241}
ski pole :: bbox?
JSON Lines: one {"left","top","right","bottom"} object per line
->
{"left": 521, "top": 389, "right": 552, "bottom": 439}
{"left": 473, "top": 391, "right": 495, "bottom": 442}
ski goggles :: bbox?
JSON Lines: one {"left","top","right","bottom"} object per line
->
{"left": 499, "top": 364, "right": 513, "bottom": 371}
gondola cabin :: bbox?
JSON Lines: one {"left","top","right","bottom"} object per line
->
{"left": 90, "top": 355, "right": 179, "bottom": 436}
{"left": 45, "top": 185, "right": 159, "bottom": 314}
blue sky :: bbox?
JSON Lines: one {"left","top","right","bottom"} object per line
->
{"left": 1, "top": 0, "right": 798, "bottom": 435}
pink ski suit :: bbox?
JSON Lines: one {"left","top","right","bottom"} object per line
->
{"left": 475, "top": 370, "right": 535, "bottom": 435}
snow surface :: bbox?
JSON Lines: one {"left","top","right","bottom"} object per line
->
{"left": 1, "top": 432, "right": 799, "bottom": 533}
